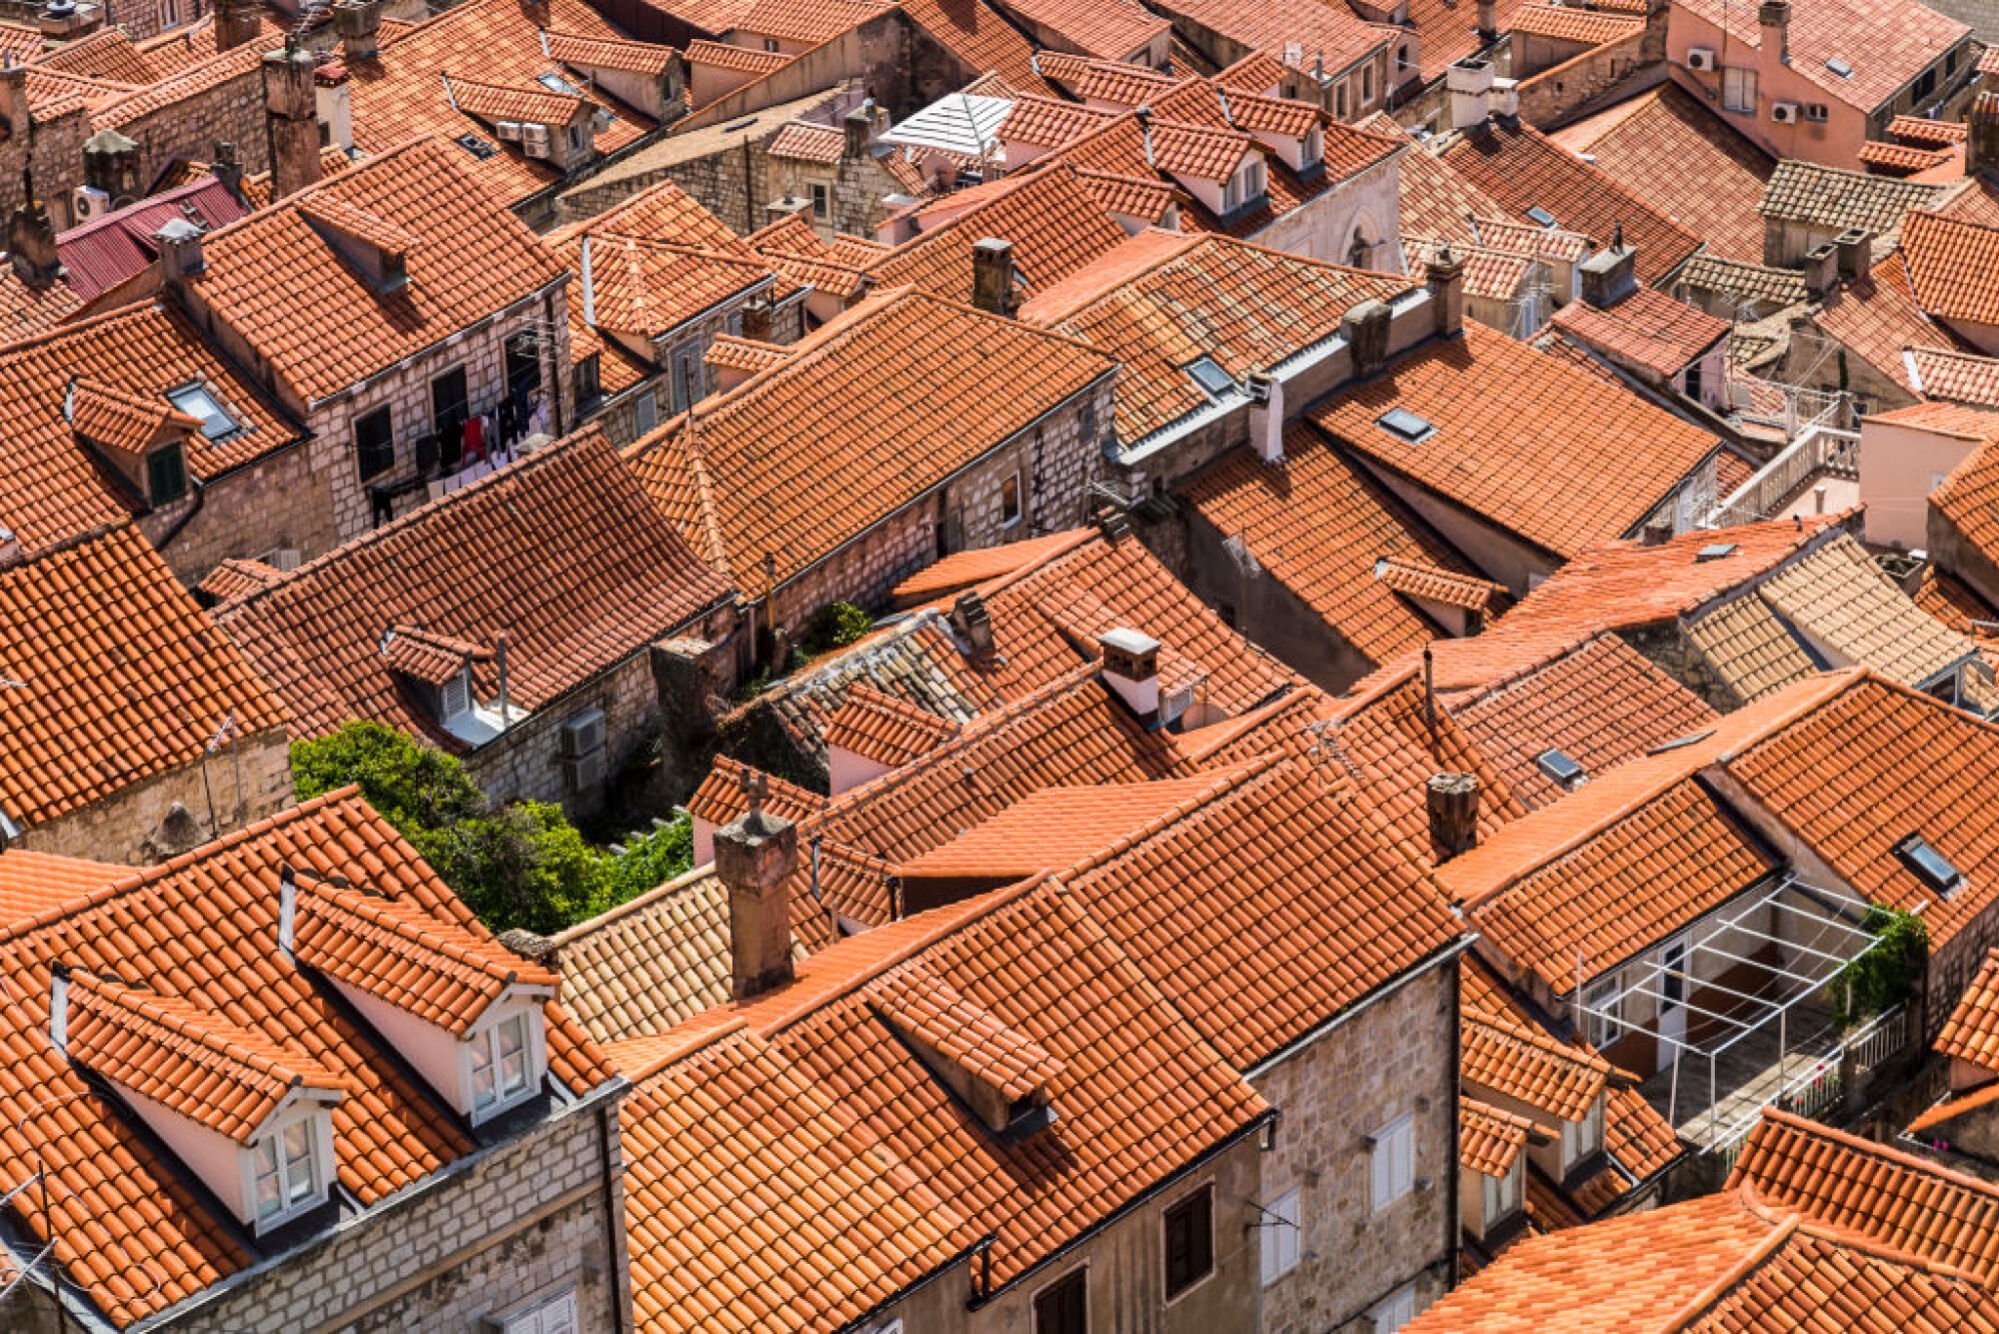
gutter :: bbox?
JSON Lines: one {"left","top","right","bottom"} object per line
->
{"left": 1245, "top": 934, "right": 1474, "bottom": 1080}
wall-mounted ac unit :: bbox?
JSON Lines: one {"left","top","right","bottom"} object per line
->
{"left": 520, "top": 123, "right": 554, "bottom": 157}
{"left": 559, "top": 707, "right": 606, "bottom": 758}
{"left": 562, "top": 748, "right": 607, "bottom": 793}
{"left": 72, "top": 185, "right": 110, "bottom": 223}
{"left": 1772, "top": 101, "right": 1801, "bottom": 123}
{"left": 1687, "top": 47, "right": 1717, "bottom": 71}
{"left": 494, "top": 120, "right": 525, "bottom": 142}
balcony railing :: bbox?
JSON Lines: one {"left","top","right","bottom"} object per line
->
{"left": 1710, "top": 425, "right": 1859, "bottom": 527}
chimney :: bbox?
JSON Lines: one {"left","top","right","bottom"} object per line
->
{"left": 1099, "top": 627, "right": 1161, "bottom": 723}
{"left": 263, "top": 40, "right": 323, "bottom": 201}
{"left": 716, "top": 776, "right": 797, "bottom": 999}
{"left": 971, "top": 236, "right": 1016, "bottom": 317}
{"left": 1476, "top": 0, "right": 1497, "bottom": 41}
{"left": 1247, "top": 371, "right": 1285, "bottom": 462}
{"left": 49, "top": 963, "right": 70, "bottom": 1054}
{"left": 1640, "top": 518, "right": 1673, "bottom": 546}
{"left": 1834, "top": 228, "right": 1872, "bottom": 282}
{"left": 7, "top": 172, "right": 60, "bottom": 290}
{"left": 278, "top": 865, "right": 297, "bottom": 958}
{"left": 332, "top": 0, "right": 382, "bottom": 62}
{"left": 154, "top": 217, "right": 206, "bottom": 290}
{"left": 1801, "top": 242, "right": 1839, "bottom": 296}
{"left": 0, "top": 63, "right": 30, "bottom": 146}
{"left": 82, "top": 127, "right": 141, "bottom": 204}
{"left": 211, "top": 140, "right": 245, "bottom": 203}
{"left": 36, "top": 0, "right": 98, "bottom": 40}
{"left": 1758, "top": 0, "right": 1790, "bottom": 64}
{"left": 953, "top": 589, "right": 995, "bottom": 658}
{"left": 1579, "top": 241, "right": 1637, "bottom": 309}
{"left": 215, "top": 0, "right": 263, "bottom": 53}
{"left": 1426, "top": 772, "right": 1480, "bottom": 860}
{"left": 1341, "top": 298, "right": 1392, "bottom": 378}
{"left": 1447, "top": 57, "right": 1494, "bottom": 132}
{"left": 842, "top": 106, "right": 872, "bottom": 159}
{"left": 1972, "top": 92, "right": 1999, "bottom": 178}
{"left": 316, "top": 61, "right": 354, "bottom": 154}
{"left": 1427, "top": 243, "right": 1467, "bottom": 338}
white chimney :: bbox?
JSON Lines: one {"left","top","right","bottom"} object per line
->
{"left": 1100, "top": 628, "right": 1162, "bottom": 721}
{"left": 1248, "top": 373, "right": 1285, "bottom": 463}
{"left": 1448, "top": 58, "right": 1495, "bottom": 131}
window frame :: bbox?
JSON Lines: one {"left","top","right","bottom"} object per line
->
{"left": 468, "top": 1007, "right": 540, "bottom": 1122}
{"left": 1162, "top": 1181, "right": 1215, "bottom": 1301}
{"left": 1560, "top": 1095, "right": 1605, "bottom": 1170}
{"left": 1259, "top": 1185, "right": 1302, "bottom": 1286}
{"left": 247, "top": 1107, "right": 329, "bottom": 1233}
{"left": 1584, "top": 973, "right": 1621, "bottom": 1050}
{"left": 495, "top": 1284, "right": 578, "bottom": 1334}
{"left": 1032, "top": 1266, "right": 1088, "bottom": 1334}
{"left": 633, "top": 387, "right": 660, "bottom": 435}
{"left": 146, "top": 441, "right": 189, "bottom": 506}
{"left": 1369, "top": 1111, "right": 1415, "bottom": 1211}
{"left": 1000, "top": 471, "right": 1023, "bottom": 527}
{"left": 1481, "top": 1157, "right": 1521, "bottom": 1225}
{"left": 1370, "top": 1282, "right": 1418, "bottom": 1332}
{"left": 353, "top": 404, "right": 396, "bottom": 482}
{"left": 166, "top": 382, "right": 241, "bottom": 441}
{"left": 810, "top": 183, "right": 830, "bottom": 219}
{"left": 1722, "top": 66, "right": 1757, "bottom": 114}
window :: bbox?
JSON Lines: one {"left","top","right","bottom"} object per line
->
{"left": 1561, "top": 1096, "right": 1604, "bottom": 1169}
{"left": 536, "top": 70, "right": 584, "bottom": 95}
{"left": 633, "top": 388, "right": 659, "bottom": 434}
{"left": 576, "top": 353, "right": 601, "bottom": 406}
{"left": 1914, "top": 67, "right": 1936, "bottom": 101}
{"left": 146, "top": 443, "right": 188, "bottom": 505}
{"left": 1186, "top": 355, "right": 1236, "bottom": 398}
{"left": 253, "top": 1117, "right": 320, "bottom": 1227}
{"left": 1259, "top": 1187, "right": 1302, "bottom": 1285}
{"left": 1304, "top": 126, "right": 1322, "bottom": 166}
{"left": 1525, "top": 206, "right": 1559, "bottom": 228}
{"left": 1034, "top": 1269, "right": 1087, "bottom": 1334}
{"left": 1826, "top": 56, "right": 1853, "bottom": 79}
{"left": 1584, "top": 974, "right": 1621, "bottom": 1049}
{"left": 167, "top": 383, "right": 239, "bottom": 440}
{"left": 568, "top": 125, "right": 584, "bottom": 153}
{"left": 1001, "top": 471, "right": 1022, "bottom": 526}
{"left": 354, "top": 406, "right": 395, "bottom": 481}
{"left": 1336, "top": 83, "right": 1348, "bottom": 119}
{"left": 439, "top": 671, "right": 472, "bottom": 722}
{"left": 810, "top": 183, "right": 829, "bottom": 219}
{"left": 431, "top": 365, "right": 469, "bottom": 443}
{"left": 1362, "top": 64, "right": 1373, "bottom": 105}
{"left": 1946, "top": 49, "right": 1958, "bottom": 77}
{"left": 458, "top": 133, "right": 500, "bottom": 160}
{"left": 1370, "top": 1283, "right": 1418, "bottom": 1332}
{"left": 1535, "top": 748, "right": 1585, "bottom": 789}
{"left": 762, "top": 36, "right": 780, "bottom": 51}
{"left": 1897, "top": 833, "right": 1962, "bottom": 894}
{"left": 470, "top": 1010, "right": 536, "bottom": 1117}
{"left": 1482, "top": 1160, "right": 1521, "bottom": 1224}
{"left": 1723, "top": 67, "right": 1756, "bottom": 114}
{"left": 1377, "top": 407, "right": 1436, "bottom": 444}
{"left": 1163, "top": 1184, "right": 1213, "bottom": 1299}
{"left": 1369, "top": 1112, "right": 1415, "bottom": 1211}
{"left": 1684, "top": 361, "right": 1703, "bottom": 402}
{"left": 497, "top": 1287, "right": 577, "bottom": 1334}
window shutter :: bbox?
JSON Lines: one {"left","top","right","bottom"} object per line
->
{"left": 1371, "top": 1134, "right": 1392, "bottom": 1209}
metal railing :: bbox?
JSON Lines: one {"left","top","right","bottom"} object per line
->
{"left": 1705, "top": 1003, "right": 1910, "bottom": 1165}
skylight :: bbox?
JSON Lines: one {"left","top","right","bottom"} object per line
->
{"left": 536, "top": 70, "right": 584, "bottom": 95}
{"left": 1377, "top": 407, "right": 1436, "bottom": 444}
{"left": 1825, "top": 57, "right": 1853, "bottom": 78}
{"left": 1896, "top": 834, "right": 1962, "bottom": 895}
{"left": 1525, "top": 206, "right": 1559, "bottom": 228}
{"left": 166, "top": 384, "right": 239, "bottom": 441}
{"left": 456, "top": 133, "right": 498, "bottom": 160}
{"left": 1185, "top": 356, "right": 1236, "bottom": 399}
{"left": 1535, "top": 748, "right": 1586, "bottom": 789}
{"left": 1696, "top": 542, "right": 1737, "bottom": 562}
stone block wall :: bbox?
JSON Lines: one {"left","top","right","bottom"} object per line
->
{"left": 19, "top": 728, "right": 292, "bottom": 866}
{"left": 121, "top": 64, "right": 273, "bottom": 192}
{"left": 1515, "top": 30, "right": 1650, "bottom": 128}
{"left": 104, "top": 0, "right": 209, "bottom": 40}
{"left": 0, "top": 108, "right": 93, "bottom": 229}
{"left": 164, "top": 1093, "right": 632, "bottom": 1332}
{"left": 1251, "top": 960, "right": 1458, "bottom": 1334}
{"left": 142, "top": 436, "right": 341, "bottom": 587}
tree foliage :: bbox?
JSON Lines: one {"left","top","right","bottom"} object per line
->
{"left": 1829, "top": 906, "right": 1927, "bottom": 1027}
{"left": 799, "top": 600, "right": 873, "bottom": 656}
{"left": 292, "top": 722, "right": 695, "bottom": 936}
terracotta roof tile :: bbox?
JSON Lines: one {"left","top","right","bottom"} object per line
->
{"left": 866, "top": 164, "right": 1132, "bottom": 302}
{"left": 682, "top": 36, "right": 790, "bottom": 75}
{"left": 1691, "top": 1226, "right": 1999, "bottom": 1331}
{"left": 29, "top": 26, "right": 156, "bottom": 83}
{"left": 1462, "top": 1095, "right": 1535, "bottom": 1178}
{"left": 543, "top": 27, "right": 677, "bottom": 76}
{"left": 1908, "top": 346, "right": 1999, "bottom": 405}
{"left": 625, "top": 288, "right": 1111, "bottom": 586}
{"left": 1509, "top": 3, "right": 1641, "bottom": 43}
{"left": 995, "top": 0, "right": 1168, "bottom": 58}
{"left": 1751, "top": 532, "right": 1978, "bottom": 688}
{"left": 1677, "top": 0, "right": 1967, "bottom": 113}
{"left": 996, "top": 93, "right": 1116, "bottom": 148}
{"left": 1549, "top": 285, "right": 1730, "bottom": 377}
{"left": 1936, "top": 949, "right": 1999, "bottom": 1071}
{"left": 87, "top": 39, "right": 268, "bottom": 132}
{"left": 1032, "top": 50, "right": 1179, "bottom": 103}
{"left": 1813, "top": 251, "right": 1957, "bottom": 393}
{"left": 1902, "top": 209, "right": 1999, "bottom": 328}
{"left": 889, "top": 528, "right": 1092, "bottom": 602}
{"left": 216, "top": 429, "right": 731, "bottom": 746}
{"left": 732, "top": 0, "right": 887, "bottom": 43}
{"left": 1931, "top": 430, "right": 1999, "bottom": 568}
{"left": 685, "top": 755, "right": 829, "bottom": 829}
{"left": 1682, "top": 594, "right": 1819, "bottom": 701}
{"left": 581, "top": 234, "right": 771, "bottom": 338}
{"left": 1859, "top": 139, "right": 1957, "bottom": 174}
{"left": 765, "top": 119, "right": 846, "bottom": 162}
{"left": 899, "top": 0, "right": 1053, "bottom": 95}
{"left": 1376, "top": 556, "right": 1506, "bottom": 612}
{"left": 64, "top": 375, "right": 203, "bottom": 457}
{"left": 1462, "top": 1011, "right": 1609, "bottom": 1122}
{"left": 824, "top": 685, "right": 962, "bottom": 769}
{"left": 1757, "top": 160, "right": 1947, "bottom": 233}
{"left": 0, "top": 525, "right": 286, "bottom": 832}
{"left": 1311, "top": 322, "right": 1719, "bottom": 559}
{"left": 870, "top": 963, "right": 1066, "bottom": 1100}
{"left": 0, "top": 850, "right": 122, "bottom": 926}
{"left": 1213, "top": 51, "right": 1285, "bottom": 92}
{"left": 1145, "top": 0, "right": 1389, "bottom": 75}
{"left": 1674, "top": 252, "right": 1810, "bottom": 308}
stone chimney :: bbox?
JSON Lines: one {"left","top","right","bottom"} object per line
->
{"left": 8, "top": 172, "right": 61, "bottom": 290}
{"left": 1476, "top": 0, "right": 1497, "bottom": 41}
{"left": 1834, "top": 227, "right": 1872, "bottom": 282}
{"left": 1579, "top": 240, "right": 1637, "bottom": 309}
{"left": 1099, "top": 627, "right": 1162, "bottom": 723}
{"left": 1973, "top": 92, "right": 1999, "bottom": 179}
{"left": 1801, "top": 241, "right": 1838, "bottom": 296}
{"left": 971, "top": 236, "right": 1016, "bottom": 317}
{"left": 211, "top": 140, "right": 245, "bottom": 203}
{"left": 715, "top": 772, "right": 798, "bottom": 1000}
{"left": 1640, "top": 518, "right": 1673, "bottom": 546}
{"left": 1342, "top": 298, "right": 1392, "bottom": 378}
{"left": 842, "top": 106, "right": 872, "bottom": 159}
{"left": 332, "top": 0, "right": 382, "bottom": 62}
{"left": 1247, "top": 371, "right": 1285, "bottom": 462}
{"left": 154, "top": 217, "right": 205, "bottom": 293}
{"left": 81, "top": 127, "right": 141, "bottom": 205}
{"left": 263, "top": 40, "right": 322, "bottom": 201}
{"left": 1427, "top": 243, "right": 1467, "bottom": 338}
{"left": 37, "top": 0, "right": 98, "bottom": 41}
{"left": 1758, "top": 0, "right": 1789, "bottom": 64}
{"left": 215, "top": 0, "right": 263, "bottom": 53}
{"left": 1426, "top": 772, "right": 1479, "bottom": 860}
{"left": 0, "top": 63, "right": 29, "bottom": 147}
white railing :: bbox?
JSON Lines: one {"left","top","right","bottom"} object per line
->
{"left": 1704, "top": 1003, "right": 1910, "bottom": 1160}
{"left": 1725, "top": 372, "right": 1849, "bottom": 440}
{"left": 1710, "top": 425, "right": 1859, "bottom": 527}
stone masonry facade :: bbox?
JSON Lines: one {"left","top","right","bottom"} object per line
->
{"left": 1251, "top": 958, "right": 1459, "bottom": 1334}
{"left": 161, "top": 1090, "right": 632, "bottom": 1332}
{"left": 142, "top": 436, "right": 340, "bottom": 587}
{"left": 17, "top": 726, "right": 292, "bottom": 867}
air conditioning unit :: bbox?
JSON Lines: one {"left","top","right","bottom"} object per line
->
{"left": 562, "top": 747, "right": 607, "bottom": 793}
{"left": 257, "top": 546, "right": 303, "bottom": 572}
{"left": 559, "top": 707, "right": 606, "bottom": 758}
{"left": 520, "top": 123, "right": 554, "bottom": 157}
{"left": 1687, "top": 47, "right": 1716, "bottom": 71}
{"left": 72, "top": 184, "right": 110, "bottom": 223}
{"left": 1772, "top": 101, "right": 1801, "bottom": 123}
{"left": 494, "top": 119, "right": 525, "bottom": 142}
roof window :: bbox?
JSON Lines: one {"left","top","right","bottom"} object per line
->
{"left": 1378, "top": 407, "right": 1437, "bottom": 443}
{"left": 1896, "top": 834, "right": 1962, "bottom": 895}
{"left": 536, "top": 70, "right": 584, "bottom": 95}
{"left": 1185, "top": 356, "right": 1236, "bottom": 399}
{"left": 1826, "top": 57, "right": 1853, "bottom": 78}
{"left": 1535, "top": 748, "right": 1586, "bottom": 789}
{"left": 1525, "top": 206, "right": 1559, "bottom": 228}
{"left": 456, "top": 132, "right": 499, "bottom": 160}
{"left": 166, "top": 383, "right": 240, "bottom": 441}
{"left": 1695, "top": 542, "right": 1737, "bottom": 562}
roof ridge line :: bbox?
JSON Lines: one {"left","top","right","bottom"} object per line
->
{"left": 963, "top": 527, "right": 1101, "bottom": 599}
{"left": 1053, "top": 752, "right": 1286, "bottom": 881}
{"left": 1655, "top": 1210, "right": 1800, "bottom": 1333}
{"left": 548, "top": 860, "right": 717, "bottom": 945}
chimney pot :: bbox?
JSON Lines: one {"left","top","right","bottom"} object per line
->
{"left": 1341, "top": 298, "right": 1393, "bottom": 378}
{"left": 1426, "top": 772, "right": 1480, "bottom": 860}
{"left": 1100, "top": 627, "right": 1162, "bottom": 721}
{"left": 7, "top": 170, "right": 60, "bottom": 290}
{"left": 153, "top": 216, "right": 206, "bottom": 289}
{"left": 971, "top": 236, "right": 1016, "bottom": 317}
{"left": 1579, "top": 243, "right": 1637, "bottom": 309}
{"left": 1758, "top": 0, "right": 1790, "bottom": 62}
{"left": 1426, "top": 243, "right": 1467, "bottom": 338}
{"left": 715, "top": 777, "right": 798, "bottom": 1000}
{"left": 1476, "top": 0, "right": 1497, "bottom": 39}
{"left": 1834, "top": 228, "right": 1872, "bottom": 282}
{"left": 332, "top": 0, "right": 382, "bottom": 61}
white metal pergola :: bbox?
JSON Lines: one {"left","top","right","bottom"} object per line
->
{"left": 1570, "top": 875, "right": 1896, "bottom": 1145}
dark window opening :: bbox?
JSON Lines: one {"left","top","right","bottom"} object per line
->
{"left": 354, "top": 406, "right": 395, "bottom": 481}
{"left": 1034, "top": 1270, "right": 1088, "bottom": 1334}
{"left": 147, "top": 444, "right": 188, "bottom": 505}
{"left": 431, "top": 366, "right": 469, "bottom": 471}
{"left": 1164, "top": 1184, "right": 1214, "bottom": 1298}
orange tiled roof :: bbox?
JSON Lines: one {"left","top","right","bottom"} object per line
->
{"left": 1909, "top": 346, "right": 1999, "bottom": 405}
{"left": 87, "top": 39, "right": 268, "bottom": 133}
{"left": 1509, "top": 3, "right": 1641, "bottom": 43}
{"left": 29, "top": 26, "right": 157, "bottom": 83}
{"left": 765, "top": 119, "right": 846, "bottom": 162}
{"left": 543, "top": 27, "right": 677, "bottom": 76}
{"left": 215, "top": 428, "right": 732, "bottom": 747}
{"left": 993, "top": 0, "right": 1168, "bottom": 58}
{"left": 824, "top": 684, "right": 961, "bottom": 769}
{"left": 0, "top": 850, "right": 122, "bottom": 926}
{"left": 1440, "top": 118, "right": 1704, "bottom": 285}
{"left": 1676, "top": 0, "right": 1967, "bottom": 113}
{"left": 682, "top": 36, "right": 790, "bottom": 74}
{"left": 704, "top": 332, "right": 794, "bottom": 375}
{"left": 624, "top": 287, "right": 1112, "bottom": 587}
{"left": 67, "top": 971, "right": 351, "bottom": 1144}
{"left": 0, "top": 788, "right": 612, "bottom": 1327}
{"left": 1462, "top": 1096, "right": 1534, "bottom": 1178}
{"left": 64, "top": 375, "right": 203, "bottom": 457}
{"left": 686, "top": 755, "right": 830, "bottom": 830}
{"left": 190, "top": 136, "right": 567, "bottom": 406}
{"left": 0, "top": 525, "right": 287, "bottom": 832}
{"left": 1033, "top": 49, "right": 1178, "bottom": 103}
{"left": 1375, "top": 556, "right": 1505, "bottom": 612}
{"left": 1147, "top": 118, "right": 1254, "bottom": 181}
{"left": 1902, "top": 209, "right": 1999, "bottom": 329}
{"left": 1151, "top": 0, "right": 1389, "bottom": 74}
{"left": 1310, "top": 321, "right": 1719, "bottom": 559}
{"left": 1213, "top": 51, "right": 1285, "bottom": 92}
{"left": 581, "top": 235, "right": 772, "bottom": 338}
{"left": 1859, "top": 139, "right": 1956, "bottom": 174}
{"left": 1936, "top": 949, "right": 1999, "bottom": 1071}
{"left": 889, "top": 528, "right": 1092, "bottom": 602}
{"left": 1462, "top": 1011, "right": 1608, "bottom": 1122}
{"left": 731, "top": 0, "right": 887, "bottom": 43}
{"left": 1928, "top": 425, "right": 1999, "bottom": 565}
{"left": 1548, "top": 284, "right": 1730, "bottom": 377}
{"left": 997, "top": 92, "right": 1116, "bottom": 148}
{"left": 872, "top": 964, "right": 1066, "bottom": 1100}
{"left": 899, "top": 0, "right": 1053, "bottom": 95}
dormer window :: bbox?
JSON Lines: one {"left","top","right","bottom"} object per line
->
{"left": 1222, "top": 157, "right": 1266, "bottom": 213}
{"left": 871, "top": 968, "right": 1063, "bottom": 1140}
{"left": 1560, "top": 1094, "right": 1604, "bottom": 1169}
{"left": 1481, "top": 1155, "right": 1521, "bottom": 1224}
{"left": 470, "top": 1009, "right": 536, "bottom": 1118}
{"left": 1302, "top": 125, "right": 1323, "bottom": 168}
{"left": 253, "top": 1112, "right": 327, "bottom": 1228}
{"left": 64, "top": 376, "right": 199, "bottom": 508}
{"left": 147, "top": 439, "right": 189, "bottom": 505}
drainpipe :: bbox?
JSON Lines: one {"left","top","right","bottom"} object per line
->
{"left": 496, "top": 631, "right": 512, "bottom": 728}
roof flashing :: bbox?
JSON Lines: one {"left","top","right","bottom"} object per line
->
{"left": 1896, "top": 833, "right": 1962, "bottom": 895}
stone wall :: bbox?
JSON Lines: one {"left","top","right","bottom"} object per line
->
{"left": 119, "top": 61, "right": 274, "bottom": 193}
{"left": 1252, "top": 959, "right": 1459, "bottom": 1333}
{"left": 160, "top": 1091, "right": 632, "bottom": 1333}
{"left": 1514, "top": 28, "right": 1651, "bottom": 128}
{"left": 0, "top": 104, "right": 93, "bottom": 230}
{"left": 143, "top": 436, "right": 341, "bottom": 587}
{"left": 105, "top": 0, "right": 209, "bottom": 40}
{"left": 18, "top": 727, "right": 292, "bottom": 866}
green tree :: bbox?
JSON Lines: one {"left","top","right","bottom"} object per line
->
{"left": 292, "top": 721, "right": 485, "bottom": 829}
{"left": 799, "top": 601, "right": 873, "bottom": 656}
{"left": 1829, "top": 906, "right": 1927, "bottom": 1027}
{"left": 604, "top": 816, "right": 695, "bottom": 906}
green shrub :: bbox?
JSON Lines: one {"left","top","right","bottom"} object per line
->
{"left": 1829, "top": 906, "right": 1927, "bottom": 1027}
{"left": 799, "top": 601, "right": 873, "bottom": 656}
